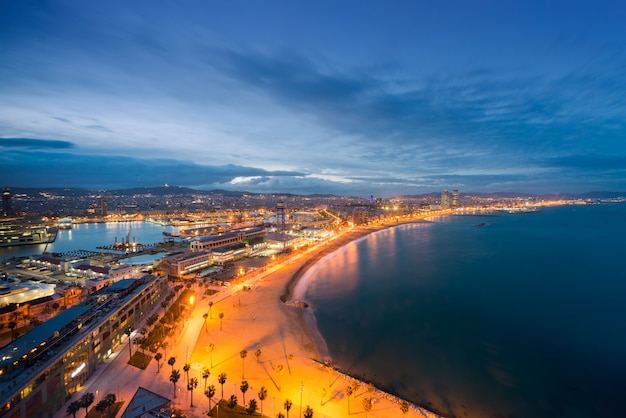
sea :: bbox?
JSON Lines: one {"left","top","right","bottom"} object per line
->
{"left": 301, "top": 203, "right": 626, "bottom": 418}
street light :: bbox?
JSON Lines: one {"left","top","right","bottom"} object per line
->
{"left": 299, "top": 381, "right": 304, "bottom": 418}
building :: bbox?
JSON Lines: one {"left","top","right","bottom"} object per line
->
{"left": 352, "top": 208, "right": 369, "bottom": 225}
{"left": 451, "top": 189, "right": 460, "bottom": 208}
{"left": 97, "top": 195, "right": 107, "bottom": 217}
{"left": 0, "top": 275, "right": 169, "bottom": 418}
{"left": 264, "top": 232, "right": 301, "bottom": 251}
{"left": 121, "top": 386, "right": 171, "bottom": 418}
{"left": 441, "top": 190, "right": 450, "bottom": 208}
{"left": 2, "top": 188, "right": 13, "bottom": 217}
{"left": 0, "top": 278, "right": 56, "bottom": 307}
{"left": 189, "top": 227, "right": 266, "bottom": 253}
{"left": 158, "top": 251, "right": 211, "bottom": 277}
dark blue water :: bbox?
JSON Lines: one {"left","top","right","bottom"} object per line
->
{"left": 0, "top": 221, "right": 174, "bottom": 261}
{"left": 305, "top": 203, "right": 626, "bottom": 418}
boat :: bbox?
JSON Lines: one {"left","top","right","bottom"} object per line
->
{"left": 58, "top": 217, "right": 73, "bottom": 229}
{"left": 0, "top": 219, "right": 58, "bottom": 247}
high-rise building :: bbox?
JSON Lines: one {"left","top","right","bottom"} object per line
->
{"left": 97, "top": 195, "right": 107, "bottom": 217}
{"left": 2, "top": 188, "right": 14, "bottom": 217}
{"left": 452, "top": 189, "right": 460, "bottom": 207}
{"left": 441, "top": 190, "right": 450, "bottom": 208}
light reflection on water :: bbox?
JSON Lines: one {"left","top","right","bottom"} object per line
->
{"left": 304, "top": 205, "right": 626, "bottom": 418}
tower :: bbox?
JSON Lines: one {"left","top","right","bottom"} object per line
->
{"left": 441, "top": 190, "right": 450, "bottom": 208}
{"left": 452, "top": 189, "right": 459, "bottom": 207}
{"left": 2, "top": 188, "right": 14, "bottom": 217}
{"left": 98, "top": 195, "right": 107, "bottom": 218}
{"left": 275, "top": 201, "right": 286, "bottom": 231}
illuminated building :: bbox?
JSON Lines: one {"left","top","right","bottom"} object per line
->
{"left": 0, "top": 275, "right": 168, "bottom": 418}
{"left": 452, "top": 189, "right": 460, "bottom": 207}
{"left": 2, "top": 188, "right": 13, "bottom": 217}
{"left": 441, "top": 190, "right": 450, "bottom": 208}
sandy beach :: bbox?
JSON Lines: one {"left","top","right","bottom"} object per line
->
{"left": 56, "top": 221, "right": 442, "bottom": 418}
{"left": 183, "top": 223, "right": 441, "bottom": 417}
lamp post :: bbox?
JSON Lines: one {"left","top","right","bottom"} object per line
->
{"left": 299, "top": 381, "right": 304, "bottom": 418}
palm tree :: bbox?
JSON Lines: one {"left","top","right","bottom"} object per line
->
{"left": 155, "top": 352, "right": 163, "bottom": 373}
{"left": 240, "top": 350, "right": 247, "bottom": 378}
{"left": 400, "top": 400, "right": 410, "bottom": 415}
{"left": 202, "top": 367, "right": 210, "bottom": 391}
{"left": 8, "top": 321, "right": 16, "bottom": 341}
{"left": 170, "top": 369, "right": 181, "bottom": 398}
{"left": 284, "top": 399, "right": 292, "bottom": 418}
{"left": 228, "top": 394, "right": 238, "bottom": 409}
{"left": 218, "top": 312, "right": 224, "bottom": 330}
{"left": 276, "top": 414, "right": 285, "bottom": 418}
{"left": 208, "top": 301, "right": 213, "bottom": 318}
{"left": 168, "top": 356, "right": 176, "bottom": 372}
{"left": 208, "top": 343, "right": 215, "bottom": 367}
{"left": 303, "top": 405, "right": 314, "bottom": 418}
{"left": 240, "top": 380, "right": 249, "bottom": 405}
{"left": 125, "top": 326, "right": 133, "bottom": 360}
{"left": 79, "top": 392, "right": 95, "bottom": 417}
{"left": 202, "top": 312, "right": 208, "bottom": 332}
{"left": 345, "top": 386, "right": 353, "bottom": 414}
{"left": 183, "top": 363, "right": 191, "bottom": 384}
{"left": 258, "top": 386, "right": 267, "bottom": 416}
{"left": 255, "top": 348, "right": 262, "bottom": 363}
{"left": 218, "top": 373, "right": 227, "bottom": 399}
{"left": 95, "top": 400, "right": 108, "bottom": 417}
{"left": 362, "top": 397, "right": 372, "bottom": 413}
{"left": 66, "top": 400, "right": 80, "bottom": 418}
{"left": 246, "top": 399, "right": 258, "bottom": 416}
{"left": 105, "top": 393, "right": 116, "bottom": 417}
{"left": 205, "top": 385, "right": 216, "bottom": 411}
{"left": 188, "top": 377, "right": 198, "bottom": 407}
{"left": 351, "top": 380, "right": 361, "bottom": 396}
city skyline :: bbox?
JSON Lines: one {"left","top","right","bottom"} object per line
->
{"left": 1, "top": 1, "right": 626, "bottom": 197}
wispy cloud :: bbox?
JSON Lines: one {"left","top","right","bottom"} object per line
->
{"left": 0, "top": 138, "right": 75, "bottom": 149}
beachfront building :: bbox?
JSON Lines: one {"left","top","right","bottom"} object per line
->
{"left": 189, "top": 227, "right": 266, "bottom": 252}
{"left": 0, "top": 275, "right": 169, "bottom": 418}
{"left": 452, "top": 189, "right": 460, "bottom": 207}
{"left": 352, "top": 208, "right": 369, "bottom": 225}
{"left": 158, "top": 251, "right": 212, "bottom": 277}
{"left": 264, "top": 232, "right": 301, "bottom": 251}
{"left": 441, "top": 190, "right": 451, "bottom": 208}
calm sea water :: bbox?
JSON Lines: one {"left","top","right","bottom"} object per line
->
{"left": 304, "top": 203, "right": 626, "bottom": 418}
{"left": 0, "top": 221, "right": 174, "bottom": 261}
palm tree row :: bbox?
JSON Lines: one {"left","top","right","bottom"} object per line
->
{"left": 66, "top": 391, "right": 116, "bottom": 418}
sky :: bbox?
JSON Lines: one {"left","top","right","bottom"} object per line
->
{"left": 1, "top": 0, "right": 625, "bottom": 197}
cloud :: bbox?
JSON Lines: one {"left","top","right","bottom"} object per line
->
{"left": 0, "top": 138, "right": 75, "bottom": 149}
{"left": 0, "top": 151, "right": 304, "bottom": 190}
{"left": 545, "top": 154, "right": 626, "bottom": 170}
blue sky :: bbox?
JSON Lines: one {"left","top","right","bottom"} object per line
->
{"left": 1, "top": 1, "right": 625, "bottom": 197}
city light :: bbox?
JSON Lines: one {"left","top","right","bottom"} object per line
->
{"left": 70, "top": 362, "right": 86, "bottom": 378}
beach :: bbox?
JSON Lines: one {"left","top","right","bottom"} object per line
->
{"left": 55, "top": 221, "right": 442, "bottom": 418}
{"left": 185, "top": 222, "right": 441, "bottom": 417}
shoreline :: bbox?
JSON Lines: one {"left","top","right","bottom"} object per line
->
{"left": 281, "top": 220, "right": 445, "bottom": 417}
